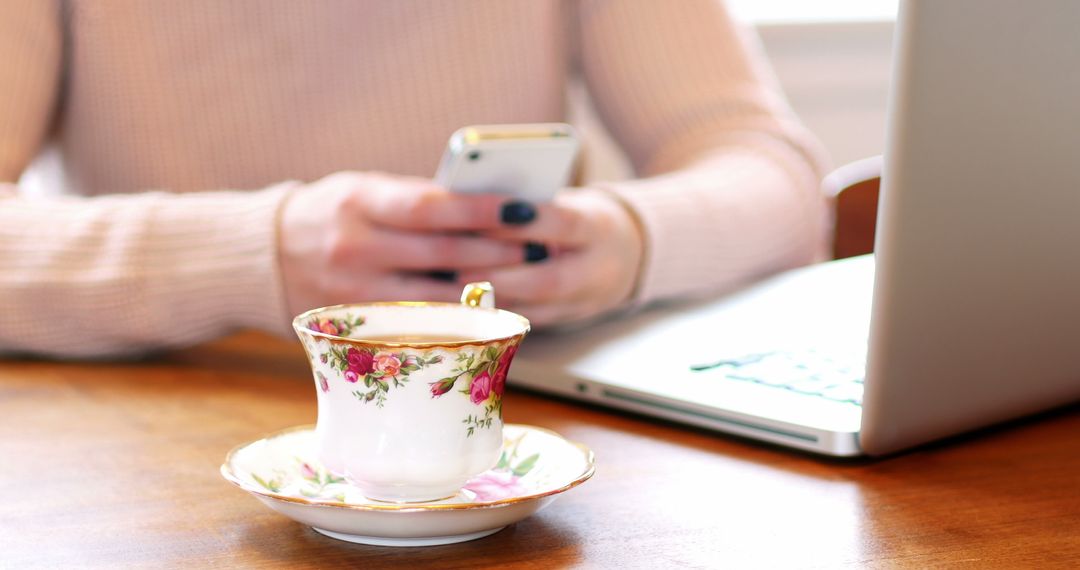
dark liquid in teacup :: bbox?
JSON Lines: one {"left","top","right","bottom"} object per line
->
{"left": 355, "top": 334, "right": 478, "bottom": 344}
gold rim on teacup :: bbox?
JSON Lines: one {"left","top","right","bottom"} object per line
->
{"left": 292, "top": 282, "right": 530, "bottom": 349}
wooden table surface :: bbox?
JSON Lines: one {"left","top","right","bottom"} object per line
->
{"left": 2, "top": 332, "right": 1078, "bottom": 568}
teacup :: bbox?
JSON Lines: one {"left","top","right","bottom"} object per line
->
{"left": 292, "top": 283, "right": 530, "bottom": 503}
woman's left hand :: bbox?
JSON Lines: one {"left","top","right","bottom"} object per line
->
{"left": 460, "top": 188, "right": 645, "bottom": 327}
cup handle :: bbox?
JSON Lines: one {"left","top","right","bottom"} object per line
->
{"left": 461, "top": 281, "right": 496, "bottom": 309}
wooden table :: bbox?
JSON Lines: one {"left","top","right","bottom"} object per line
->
{"left": 2, "top": 332, "right": 1078, "bottom": 568}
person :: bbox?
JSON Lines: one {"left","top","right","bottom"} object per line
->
{"left": 0, "top": 0, "right": 829, "bottom": 358}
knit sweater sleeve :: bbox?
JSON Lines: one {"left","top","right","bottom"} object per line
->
{"left": 0, "top": 1, "right": 294, "bottom": 358}
{"left": 574, "top": 0, "right": 831, "bottom": 303}
{"left": 0, "top": 186, "right": 296, "bottom": 358}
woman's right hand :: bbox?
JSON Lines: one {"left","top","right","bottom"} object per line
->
{"left": 277, "top": 171, "right": 530, "bottom": 317}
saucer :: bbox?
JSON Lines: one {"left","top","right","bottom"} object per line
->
{"left": 220, "top": 424, "right": 595, "bottom": 547}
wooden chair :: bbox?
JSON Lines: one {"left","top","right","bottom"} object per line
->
{"left": 823, "top": 155, "right": 883, "bottom": 260}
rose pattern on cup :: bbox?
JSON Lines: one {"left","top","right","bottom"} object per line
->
{"left": 311, "top": 324, "right": 520, "bottom": 436}
{"left": 305, "top": 314, "right": 366, "bottom": 337}
{"left": 429, "top": 341, "right": 520, "bottom": 436}
{"left": 319, "top": 341, "right": 443, "bottom": 407}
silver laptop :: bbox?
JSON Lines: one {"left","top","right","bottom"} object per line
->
{"left": 510, "top": 0, "right": 1080, "bottom": 456}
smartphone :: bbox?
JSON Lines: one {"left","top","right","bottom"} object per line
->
{"left": 435, "top": 123, "right": 580, "bottom": 202}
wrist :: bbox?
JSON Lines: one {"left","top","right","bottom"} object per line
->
{"left": 589, "top": 186, "right": 649, "bottom": 307}
{"left": 269, "top": 180, "right": 306, "bottom": 324}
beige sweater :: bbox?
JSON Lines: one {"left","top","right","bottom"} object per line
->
{"left": 0, "top": 0, "right": 828, "bottom": 357}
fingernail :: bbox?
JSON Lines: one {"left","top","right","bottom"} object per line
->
{"left": 426, "top": 270, "right": 458, "bottom": 282}
{"left": 524, "top": 242, "right": 548, "bottom": 263}
{"left": 501, "top": 201, "right": 537, "bottom": 225}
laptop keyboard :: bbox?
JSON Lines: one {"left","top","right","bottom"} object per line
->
{"left": 690, "top": 349, "right": 865, "bottom": 406}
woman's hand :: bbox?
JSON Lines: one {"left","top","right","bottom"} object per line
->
{"left": 461, "top": 188, "right": 645, "bottom": 327}
{"left": 277, "top": 171, "right": 529, "bottom": 316}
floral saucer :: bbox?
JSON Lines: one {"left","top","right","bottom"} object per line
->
{"left": 220, "top": 424, "right": 595, "bottom": 547}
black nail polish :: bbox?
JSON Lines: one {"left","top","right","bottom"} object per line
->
{"left": 501, "top": 201, "right": 537, "bottom": 225}
{"left": 426, "top": 270, "right": 458, "bottom": 282}
{"left": 524, "top": 242, "right": 548, "bottom": 263}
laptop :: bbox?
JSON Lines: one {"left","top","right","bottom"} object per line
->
{"left": 509, "top": 0, "right": 1080, "bottom": 456}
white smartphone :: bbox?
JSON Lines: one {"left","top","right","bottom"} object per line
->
{"left": 435, "top": 123, "right": 580, "bottom": 202}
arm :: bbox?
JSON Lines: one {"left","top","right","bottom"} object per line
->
{"left": 0, "top": 186, "right": 294, "bottom": 358}
{"left": 3, "top": 169, "right": 537, "bottom": 359}
{"left": 575, "top": 0, "right": 831, "bottom": 302}
{"left": 458, "top": 0, "right": 830, "bottom": 327}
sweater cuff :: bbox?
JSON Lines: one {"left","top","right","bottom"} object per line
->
{"left": 595, "top": 138, "right": 829, "bottom": 306}
{"left": 188, "top": 181, "right": 299, "bottom": 338}
{"left": 0, "top": 181, "right": 300, "bottom": 357}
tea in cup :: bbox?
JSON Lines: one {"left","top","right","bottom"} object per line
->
{"left": 292, "top": 283, "right": 529, "bottom": 502}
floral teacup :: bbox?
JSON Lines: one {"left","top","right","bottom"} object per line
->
{"left": 293, "top": 283, "right": 530, "bottom": 503}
